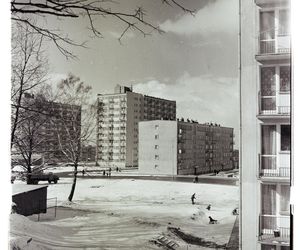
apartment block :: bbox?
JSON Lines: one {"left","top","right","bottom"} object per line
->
{"left": 138, "top": 120, "right": 234, "bottom": 175}
{"left": 241, "top": 0, "right": 291, "bottom": 249}
{"left": 39, "top": 100, "right": 82, "bottom": 163}
{"left": 81, "top": 145, "right": 96, "bottom": 162}
{"left": 14, "top": 93, "right": 81, "bottom": 164}
{"left": 96, "top": 85, "right": 176, "bottom": 168}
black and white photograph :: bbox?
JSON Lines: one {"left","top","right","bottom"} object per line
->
{"left": 1, "top": 0, "right": 297, "bottom": 249}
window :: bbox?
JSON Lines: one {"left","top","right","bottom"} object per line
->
{"left": 155, "top": 155, "right": 159, "bottom": 160}
{"left": 155, "top": 135, "right": 159, "bottom": 139}
{"left": 280, "top": 185, "right": 290, "bottom": 215}
{"left": 178, "top": 149, "right": 182, "bottom": 154}
{"left": 280, "top": 66, "right": 291, "bottom": 92}
{"left": 279, "top": 9, "right": 290, "bottom": 36}
{"left": 155, "top": 145, "right": 159, "bottom": 149}
{"left": 261, "top": 67, "right": 276, "bottom": 96}
{"left": 281, "top": 125, "right": 291, "bottom": 151}
{"left": 261, "top": 184, "right": 277, "bottom": 215}
{"left": 261, "top": 125, "right": 277, "bottom": 155}
{"left": 260, "top": 11, "right": 275, "bottom": 39}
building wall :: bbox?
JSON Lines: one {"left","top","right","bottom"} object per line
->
{"left": 81, "top": 145, "right": 96, "bottom": 162}
{"left": 143, "top": 95, "right": 176, "bottom": 121}
{"left": 232, "top": 149, "right": 239, "bottom": 169}
{"left": 139, "top": 120, "right": 234, "bottom": 176}
{"left": 12, "top": 187, "right": 48, "bottom": 216}
{"left": 240, "top": 1, "right": 260, "bottom": 248}
{"left": 177, "top": 122, "right": 206, "bottom": 175}
{"left": 125, "top": 91, "right": 143, "bottom": 167}
{"left": 45, "top": 102, "right": 81, "bottom": 163}
{"left": 138, "top": 121, "right": 177, "bottom": 175}
{"left": 241, "top": 0, "right": 291, "bottom": 249}
{"left": 178, "top": 122, "right": 234, "bottom": 175}
{"left": 17, "top": 95, "right": 81, "bottom": 164}
{"left": 97, "top": 93, "right": 128, "bottom": 168}
{"left": 96, "top": 86, "right": 176, "bottom": 168}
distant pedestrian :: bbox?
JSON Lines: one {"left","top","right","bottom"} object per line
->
{"left": 116, "top": 167, "right": 119, "bottom": 172}
{"left": 82, "top": 169, "right": 85, "bottom": 176}
{"left": 193, "top": 176, "right": 199, "bottom": 183}
{"left": 206, "top": 204, "right": 211, "bottom": 211}
{"left": 191, "top": 193, "right": 196, "bottom": 205}
{"left": 232, "top": 208, "right": 239, "bottom": 215}
{"left": 208, "top": 216, "right": 218, "bottom": 224}
{"left": 103, "top": 170, "right": 106, "bottom": 176}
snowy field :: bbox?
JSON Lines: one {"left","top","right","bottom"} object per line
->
{"left": 10, "top": 178, "right": 238, "bottom": 249}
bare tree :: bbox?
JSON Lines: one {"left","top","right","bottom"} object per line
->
{"left": 11, "top": 0, "right": 194, "bottom": 59}
{"left": 11, "top": 22, "right": 48, "bottom": 148}
{"left": 13, "top": 92, "right": 52, "bottom": 173}
{"left": 52, "top": 74, "right": 95, "bottom": 201}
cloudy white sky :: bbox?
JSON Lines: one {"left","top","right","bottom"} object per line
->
{"left": 44, "top": 0, "right": 239, "bottom": 144}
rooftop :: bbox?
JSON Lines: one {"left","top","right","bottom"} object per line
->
{"left": 12, "top": 184, "right": 48, "bottom": 196}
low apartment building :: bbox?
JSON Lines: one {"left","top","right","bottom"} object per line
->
{"left": 138, "top": 120, "right": 234, "bottom": 175}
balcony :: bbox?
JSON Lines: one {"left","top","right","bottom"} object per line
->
{"left": 256, "top": 30, "right": 290, "bottom": 62}
{"left": 258, "top": 91, "right": 290, "bottom": 122}
{"left": 259, "top": 153, "right": 290, "bottom": 180}
{"left": 259, "top": 215, "right": 290, "bottom": 246}
{"left": 255, "top": 0, "right": 290, "bottom": 7}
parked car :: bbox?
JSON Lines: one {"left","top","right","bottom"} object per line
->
{"left": 27, "top": 172, "right": 59, "bottom": 184}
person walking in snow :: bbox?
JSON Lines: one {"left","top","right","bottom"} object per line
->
{"left": 191, "top": 193, "right": 196, "bottom": 205}
{"left": 206, "top": 204, "right": 211, "bottom": 211}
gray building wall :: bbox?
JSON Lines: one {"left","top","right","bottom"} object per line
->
{"left": 96, "top": 86, "right": 176, "bottom": 168}
{"left": 240, "top": 0, "right": 260, "bottom": 248}
{"left": 139, "top": 120, "right": 234, "bottom": 176}
{"left": 139, "top": 121, "right": 177, "bottom": 175}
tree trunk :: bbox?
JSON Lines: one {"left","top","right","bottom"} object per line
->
{"left": 11, "top": 88, "right": 23, "bottom": 148}
{"left": 68, "top": 163, "right": 78, "bottom": 201}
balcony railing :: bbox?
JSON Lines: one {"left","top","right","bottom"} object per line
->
{"left": 259, "top": 153, "right": 290, "bottom": 178}
{"left": 258, "top": 29, "right": 290, "bottom": 55}
{"left": 255, "top": 0, "right": 290, "bottom": 6}
{"left": 259, "top": 215, "right": 290, "bottom": 244}
{"left": 258, "top": 91, "right": 290, "bottom": 116}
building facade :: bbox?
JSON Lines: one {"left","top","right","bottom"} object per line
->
{"left": 13, "top": 94, "right": 81, "bottom": 164}
{"left": 96, "top": 85, "right": 176, "bottom": 168}
{"left": 81, "top": 145, "right": 96, "bottom": 162}
{"left": 241, "top": 0, "right": 291, "bottom": 249}
{"left": 139, "top": 120, "right": 234, "bottom": 175}
{"left": 232, "top": 149, "right": 239, "bottom": 169}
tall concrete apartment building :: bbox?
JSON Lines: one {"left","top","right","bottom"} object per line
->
{"left": 96, "top": 85, "right": 176, "bottom": 168}
{"left": 139, "top": 120, "right": 234, "bottom": 175}
{"left": 241, "top": 0, "right": 291, "bottom": 249}
{"left": 13, "top": 93, "right": 81, "bottom": 164}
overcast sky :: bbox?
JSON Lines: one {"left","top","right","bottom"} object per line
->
{"left": 45, "top": 0, "right": 239, "bottom": 145}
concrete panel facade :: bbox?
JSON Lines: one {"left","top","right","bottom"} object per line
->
{"left": 138, "top": 121, "right": 177, "bottom": 175}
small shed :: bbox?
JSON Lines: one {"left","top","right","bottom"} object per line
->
{"left": 12, "top": 184, "right": 48, "bottom": 216}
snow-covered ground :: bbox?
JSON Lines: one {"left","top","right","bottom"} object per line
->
{"left": 10, "top": 178, "right": 238, "bottom": 249}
